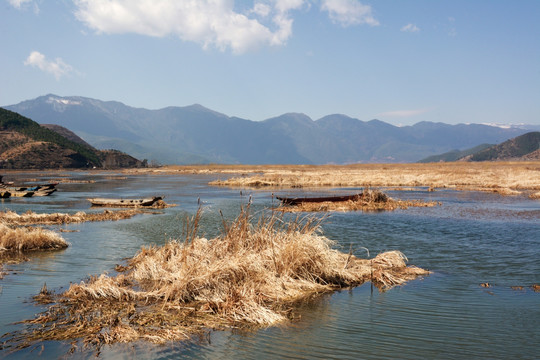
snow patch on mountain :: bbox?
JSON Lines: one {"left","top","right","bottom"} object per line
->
{"left": 46, "top": 96, "right": 81, "bottom": 112}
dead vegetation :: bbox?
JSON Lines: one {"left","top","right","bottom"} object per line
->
{"left": 200, "top": 162, "right": 540, "bottom": 194}
{"left": 275, "top": 189, "right": 440, "bottom": 213}
{"left": 0, "top": 209, "right": 144, "bottom": 276}
{"left": 529, "top": 191, "right": 540, "bottom": 199}
{"left": 151, "top": 199, "right": 171, "bottom": 208}
{"left": 0, "top": 223, "right": 68, "bottom": 252}
{"left": 0, "top": 218, "right": 68, "bottom": 278}
{"left": 0, "top": 209, "right": 144, "bottom": 226}
{"left": 2, "top": 207, "right": 428, "bottom": 353}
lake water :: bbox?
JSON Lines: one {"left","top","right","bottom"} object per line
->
{"left": 0, "top": 171, "right": 539, "bottom": 359}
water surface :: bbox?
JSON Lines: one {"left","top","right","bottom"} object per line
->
{"left": 1, "top": 171, "right": 538, "bottom": 359}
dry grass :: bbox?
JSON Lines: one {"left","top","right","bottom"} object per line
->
{"left": 3, "top": 207, "right": 428, "bottom": 353}
{"left": 0, "top": 209, "right": 144, "bottom": 226}
{"left": 0, "top": 223, "right": 68, "bottom": 252}
{"left": 0, "top": 222, "right": 69, "bottom": 279}
{"left": 276, "top": 189, "right": 440, "bottom": 213}
{"left": 529, "top": 191, "right": 540, "bottom": 199}
{"left": 197, "top": 162, "right": 540, "bottom": 193}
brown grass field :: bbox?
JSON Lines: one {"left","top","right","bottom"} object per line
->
{"left": 3, "top": 207, "right": 427, "bottom": 352}
{"left": 4, "top": 161, "right": 538, "bottom": 194}
{"left": 124, "top": 161, "right": 540, "bottom": 196}
{"left": 203, "top": 162, "right": 540, "bottom": 194}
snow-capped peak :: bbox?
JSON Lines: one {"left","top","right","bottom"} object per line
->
{"left": 45, "top": 96, "right": 81, "bottom": 112}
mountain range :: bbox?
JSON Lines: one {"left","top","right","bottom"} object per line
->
{"left": 4, "top": 94, "right": 539, "bottom": 164}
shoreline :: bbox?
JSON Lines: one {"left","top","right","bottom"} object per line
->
{"left": 146, "top": 161, "right": 540, "bottom": 194}
{"left": 2, "top": 161, "right": 540, "bottom": 194}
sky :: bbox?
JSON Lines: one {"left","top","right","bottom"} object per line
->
{"left": 1, "top": 0, "right": 539, "bottom": 126}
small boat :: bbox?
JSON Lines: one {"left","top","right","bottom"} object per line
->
{"left": 0, "top": 182, "right": 57, "bottom": 198}
{"left": 88, "top": 196, "right": 163, "bottom": 208}
{"left": 1, "top": 185, "right": 34, "bottom": 197}
{"left": 276, "top": 194, "right": 363, "bottom": 206}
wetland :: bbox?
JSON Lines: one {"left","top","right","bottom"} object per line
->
{"left": 0, "top": 163, "right": 539, "bottom": 359}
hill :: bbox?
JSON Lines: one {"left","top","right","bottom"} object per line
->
{"left": 4, "top": 94, "right": 535, "bottom": 164}
{"left": 41, "top": 124, "right": 95, "bottom": 148}
{"left": 0, "top": 108, "right": 144, "bottom": 169}
{"left": 418, "top": 144, "right": 493, "bottom": 163}
{"left": 465, "top": 132, "right": 540, "bottom": 161}
{"left": 419, "top": 132, "right": 540, "bottom": 162}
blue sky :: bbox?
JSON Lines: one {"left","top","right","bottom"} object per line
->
{"left": 1, "top": 0, "right": 539, "bottom": 126}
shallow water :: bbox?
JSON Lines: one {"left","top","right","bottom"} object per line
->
{"left": 1, "top": 171, "right": 539, "bottom": 359}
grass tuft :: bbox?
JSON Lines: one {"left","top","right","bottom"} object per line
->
{"left": 2, "top": 207, "right": 428, "bottom": 353}
{"left": 275, "top": 189, "right": 440, "bottom": 213}
{"left": 0, "top": 223, "right": 68, "bottom": 252}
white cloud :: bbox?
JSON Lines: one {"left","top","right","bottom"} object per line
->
{"left": 8, "top": 0, "right": 31, "bottom": 8}
{"left": 73, "top": 0, "right": 307, "bottom": 54}
{"left": 401, "top": 23, "right": 419, "bottom": 33}
{"left": 250, "top": 3, "right": 271, "bottom": 17}
{"left": 320, "top": 0, "right": 379, "bottom": 27}
{"left": 8, "top": 0, "right": 39, "bottom": 13}
{"left": 378, "top": 109, "right": 430, "bottom": 118}
{"left": 24, "top": 51, "right": 75, "bottom": 80}
{"left": 274, "top": 0, "right": 305, "bottom": 13}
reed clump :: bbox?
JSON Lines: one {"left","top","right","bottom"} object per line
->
{"left": 529, "top": 191, "right": 540, "bottom": 199}
{"left": 3, "top": 207, "right": 428, "bottom": 352}
{"left": 151, "top": 199, "right": 171, "bottom": 209}
{"left": 0, "top": 223, "right": 68, "bottom": 252}
{"left": 276, "top": 189, "right": 441, "bottom": 213}
{"left": 0, "top": 209, "right": 144, "bottom": 226}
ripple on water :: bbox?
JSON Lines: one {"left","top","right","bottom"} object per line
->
{"left": 0, "top": 175, "right": 539, "bottom": 359}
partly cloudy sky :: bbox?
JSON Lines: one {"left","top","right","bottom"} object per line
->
{"left": 1, "top": 0, "right": 539, "bottom": 125}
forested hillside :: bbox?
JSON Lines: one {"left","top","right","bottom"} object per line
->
{"left": 0, "top": 108, "right": 144, "bottom": 169}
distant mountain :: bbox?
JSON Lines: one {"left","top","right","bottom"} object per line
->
{"left": 4, "top": 94, "right": 534, "bottom": 164}
{"left": 465, "top": 132, "right": 540, "bottom": 161}
{"left": 418, "top": 144, "right": 493, "bottom": 163}
{"left": 0, "top": 108, "right": 144, "bottom": 169}
{"left": 419, "top": 132, "right": 540, "bottom": 162}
